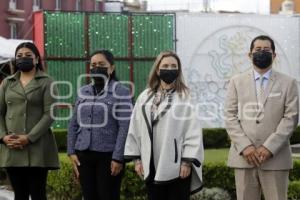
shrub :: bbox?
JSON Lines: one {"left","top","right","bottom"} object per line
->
{"left": 290, "top": 126, "right": 300, "bottom": 144}
{"left": 288, "top": 181, "right": 300, "bottom": 200}
{"left": 203, "top": 128, "right": 230, "bottom": 149}
{"left": 0, "top": 154, "right": 298, "bottom": 200}
{"left": 203, "top": 162, "right": 235, "bottom": 199}
{"left": 289, "top": 160, "right": 300, "bottom": 181}
{"left": 121, "top": 163, "right": 147, "bottom": 200}
{"left": 47, "top": 154, "right": 81, "bottom": 200}
{"left": 191, "top": 187, "right": 231, "bottom": 200}
{"left": 47, "top": 155, "right": 148, "bottom": 200}
{"left": 53, "top": 129, "right": 68, "bottom": 152}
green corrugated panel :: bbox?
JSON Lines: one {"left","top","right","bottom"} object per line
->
{"left": 115, "top": 61, "right": 130, "bottom": 82}
{"left": 46, "top": 61, "right": 87, "bottom": 104}
{"left": 132, "top": 14, "right": 175, "bottom": 57}
{"left": 133, "top": 61, "right": 153, "bottom": 99}
{"left": 44, "top": 12, "right": 86, "bottom": 57}
{"left": 89, "top": 13, "right": 129, "bottom": 57}
{"left": 51, "top": 108, "right": 72, "bottom": 129}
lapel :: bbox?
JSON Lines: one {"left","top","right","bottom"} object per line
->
{"left": 25, "top": 70, "right": 49, "bottom": 95}
{"left": 7, "top": 70, "right": 49, "bottom": 97}
{"left": 247, "top": 70, "right": 258, "bottom": 107}
{"left": 257, "top": 71, "right": 276, "bottom": 116}
{"left": 24, "top": 79, "right": 41, "bottom": 95}
{"left": 142, "top": 91, "right": 155, "bottom": 140}
{"left": 7, "top": 72, "right": 24, "bottom": 97}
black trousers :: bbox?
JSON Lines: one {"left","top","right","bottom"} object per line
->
{"left": 146, "top": 176, "right": 191, "bottom": 200}
{"left": 76, "top": 150, "right": 123, "bottom": 200}
{"left": 6, "top": 167, "right": 48, "bottom": 200}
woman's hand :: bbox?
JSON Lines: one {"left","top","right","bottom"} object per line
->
{"left": 69, "top": 154, "right": 81, "bottom": 179}
{"left": 180, "top": 161, "right": 191, "bottom": 179}
{"left": 16, "top": 135, "right": 29, "bottom": 146}
{"left": 134, "top": 159, "right": 144, "bottom": 179}
{"left": 3, "top": 134, "right": 22, "bottom": 149}
{"left": 111, "top": 161, "right": 123, "bottom": 176}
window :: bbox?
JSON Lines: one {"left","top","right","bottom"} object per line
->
{"left": 32, "top": 0, "right": 40, "bottom": 11}
{"left": 76, "top": 0, "right": 82, "bottom": 11}
{"left": 33, "top": 0, "right": 40, "bottom": 6}
{"left": 56, "top": 0, "right": 61, "bottom": 10}
{"left": 9, "top": 23, "right": 17, "bottom": 39}
{"left": 95, "top": 0, "right": 101, "bottom": 11}
{"left": 9, "top": 0, "right": 17, "bottom": 10}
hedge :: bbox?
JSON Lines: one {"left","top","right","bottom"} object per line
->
{"left": 1, "top": 157, "right": 300, "bottom": 199}
{"left": 46, "top": 154, "right": 148, "bottom": 200}
{"left": 46, "top": 156, "right": 300, "bottom": 200}
{"left": 53, "top": 126, "right": 300, "bottom": 151}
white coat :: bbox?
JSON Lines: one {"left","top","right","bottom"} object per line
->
{"left": 124, "top": 89, "right": 204, "bottom": 193}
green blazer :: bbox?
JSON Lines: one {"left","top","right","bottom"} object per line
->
{"left": 0, "top": 70, "right": 59, "bottom": 168}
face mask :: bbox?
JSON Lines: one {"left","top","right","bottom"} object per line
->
{"left": 16, "top": 57, "right": 35, "bottom": 72}
{"left": 252, "top": 51, "right": 273, "bottom": 69}
{"left": 159, "top": 69, "right": 179, "bottom": 84}
{"left": 90, "top": 67, "right": 108, "bottom": 86}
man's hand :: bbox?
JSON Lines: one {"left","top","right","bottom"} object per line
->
{"left": 242, "top": 145, "right": 261, "bottom": 166}
{"left": 256, "top": 146, "right": 272, "bottom": 163}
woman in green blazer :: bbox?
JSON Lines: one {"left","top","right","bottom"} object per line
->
{"left": 0, "top": 42, "right": 59, "bottom": 200}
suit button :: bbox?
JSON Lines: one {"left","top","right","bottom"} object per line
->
{"left": 88, "top": 128, "right": 91, "bottom": 131}
{"left": 256, "top": 120, "right": 260, "bottom": 124}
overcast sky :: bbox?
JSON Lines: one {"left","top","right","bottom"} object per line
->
{"left": 144, "top": 0, "right": 270, "bottom": 14}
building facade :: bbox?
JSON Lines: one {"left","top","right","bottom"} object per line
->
{"left": 271, "top": 0, "right": 300, "bottom": 13}
{"left": 0, "top": 0, "right": 145, "bottom": 40}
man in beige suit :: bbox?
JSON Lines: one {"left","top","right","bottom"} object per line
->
{"left": 224, "top": 35, "right": 299, "bottom": 200}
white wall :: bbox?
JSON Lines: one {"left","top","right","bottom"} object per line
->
{"left": 176, "top": 13, "right": 300, "bottom": 127}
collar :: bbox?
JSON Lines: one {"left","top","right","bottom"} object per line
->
{"left": 83, "top": 79, "right": 116, "bottom": 95}
{"left": 253, "top": 68, "right": 272, "bottom": 81}
{"left": 7, "top": 70, "right": 49, "bottom": 80}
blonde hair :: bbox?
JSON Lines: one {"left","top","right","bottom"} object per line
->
{"left": 147, "top": 50, "right": 189, "bottom": 96}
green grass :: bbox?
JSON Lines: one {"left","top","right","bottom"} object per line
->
{"left": 204, "top": 148, "right": 229, "bottom": 164}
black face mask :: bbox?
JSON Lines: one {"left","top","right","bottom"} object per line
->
{"left": 16, "top": 57, "right": 35, "bottom": 72}
{"left": 252, "top": 51, "right": 273, "bottom": 69}
{"left": 159, "top": 69, "right": 179, "bottom": 84}
{"left": 90, "top": 67, "right": 108, "bottom": 86}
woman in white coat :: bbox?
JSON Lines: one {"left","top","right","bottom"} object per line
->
{"left": 124, "top": 51, "right": 204, "bottom": 200}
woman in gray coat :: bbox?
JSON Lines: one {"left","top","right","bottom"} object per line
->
{"left": 124, "top": 51, "right": 204, "bottom": 200}
{"left": 0, "top": 42, "right": 59, "bottom": 200}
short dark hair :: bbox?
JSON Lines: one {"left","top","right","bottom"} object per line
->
{"left": 90, "top": 49, "right": 117, "bottom": 80}
{"left": 250, "top": 35, "right": 275, "bottom": 53}
{"left": 15, "top": 42, "right": 43, "bottom": 71}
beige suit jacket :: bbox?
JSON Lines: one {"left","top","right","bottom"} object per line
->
{"left": 224, "top": 69, "right": 299, "bottom": 170}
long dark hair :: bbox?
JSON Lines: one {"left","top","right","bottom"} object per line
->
{"left": 90, "top": 49, "right": 118, "bottom": 80}
{"left": 15, "top": 42, "right": 43, "bottom": 71}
